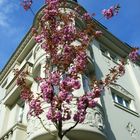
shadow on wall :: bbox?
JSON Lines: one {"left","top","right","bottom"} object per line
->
{"left": 94, "top": 58, "right": 117, "bottom": 140}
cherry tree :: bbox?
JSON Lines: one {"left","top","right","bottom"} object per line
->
{"left": 14, "top": 0, "right": 139, "bottom": 140}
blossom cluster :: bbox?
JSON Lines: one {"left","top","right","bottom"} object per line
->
{"left": 102, "top": 4, "right": 120, "bottom": 19}
{"left": 29, "top": 99, "right": 43, "bottom": 116}
{"left": 19, "top": 0, "right": 123, "bottom": 123}
{"left": 129, "top": 48, "right": 139, "bottom": 62}
{"left": 17, "top": 0, "right": 139, "bottom": 139}
{"left": 21, "top": 0, "right": 32, "bottom": 11}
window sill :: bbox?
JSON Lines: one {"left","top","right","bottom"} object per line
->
{"left": 113, "top": 102, "right": 139, "bottom": 117}
{"left": 102, "top": 53, "right": 120, "bottom": 65}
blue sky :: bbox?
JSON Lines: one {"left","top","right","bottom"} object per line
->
{"left": 0, "top": 0, "right": 140, "bottom": 71}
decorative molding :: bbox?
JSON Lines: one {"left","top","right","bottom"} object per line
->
{"left": 126, "top": 122, "right": 139, "bottom": 139}
{"left": 0, "top": 34, "right": 35, "bottom": 83}
{"left": 85, "top": 105, "right": 105, "bottom": 131}
{"left": 110, "top": 83, "right": 134, "bottom": 99}
{"left": 0, "top": 123, "right": 26, "bottom": 140}
{"left": 114, "top": 102, "right": 139, "bottom": 117}
{"left": 27, "top": 103, "right": 105, "bottom": 138}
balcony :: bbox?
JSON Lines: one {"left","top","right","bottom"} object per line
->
{"left": 33, "top": 44, "right": 46, "bottom": 68}
{"left": 0, "top": 123, "right": 27, "bottom": 140}
{"left": 27, "top": 103, "right": 107, "bottom": 140}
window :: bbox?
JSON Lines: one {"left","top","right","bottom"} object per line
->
{"left": 82, "top": 74, "right": 91, "bottom": 92}
{"left": 1, "top": 79, "right": 8, "bottom": 88}
{"left": 82, "top": 59, "right": 96, "bottom": 92}
{"left": 100, "top": 46, "right": 120, "bottom": 64}
{"left": 112, "top": 92, "right": 130, "bottom": 109}
{"left": 111, "top": 85, "right": 139, "bottom": 117}
{"left": 100, "top": 46, "right": 109, "bottom": 56}
{"left": 110, "top": 53, "right": 118, "bottom": 63}
{"left": 17, "top": 99, "right": 25, "bottom": 123}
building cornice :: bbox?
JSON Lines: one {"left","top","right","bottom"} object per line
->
{"left": 0, "top": 30, "right": 34, "bottom": 83}
{"left": 0, "top": 0, "right": 83, "bottom": 82}
{"left": 0, "top": 0, "right": 135, "bottom": 82}
{"left": 93, "top": 19, "right": 132, "bottom": 57}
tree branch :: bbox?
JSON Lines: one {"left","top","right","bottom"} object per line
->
{"left": 62, "top": 121, "right": 79, "bottom": 138}
{"left": 38, "top": 117, "right": 56, "bottom": 136}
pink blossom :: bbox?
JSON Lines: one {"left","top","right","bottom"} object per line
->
{"left": 73, "top": 110, "right": 86, "bottom": 123}
{"left": 79, "top": 33, "right": 89, "bottom": 45}
{"left": 58, "top": 91, "right": 68, "bottom": 101}
{"left": 60, "top": 77, "right": 72, "bottom": 91}
{"left": 52, "top": 34, "right": 61, "bottom": 44}
{"left": 45, "top": 0, "right": 59, "bottom": 5}
{"left": 88, "top": 99, "right": 97, "bottom": 108}
{"left": 50, "top": 71, "right": 60, "bottom": 86}
{"left": 21, "top": 0, "right": 32, "bottom": 11}
{"left": 118, "top": 63, "right": 125, "bottom": 75}
{"left": 92, "top": 87, "right": 101, "bottom": 98}
{"left": 74, "top": 52, "right": 87, "bottom": 71}
{"left": 129, "top": 48, "right": 139, "bottom": 62}
{"left": 43, "top": 0, "right": 59, "bottom": 20}
{"left": 34, "top": 34, "right": 44, "bottom": 43}
{"left": 46, "top": 107, "right": 62, "bottom": 122}
{"left": 46, "top": 108, "right": 53, "bottom": 120}
{"left": 60, "top": 77, "right": 81, "bottom": 91}
{"left": 102, "top": 8, "right": 114, "bottom": 19}
{"left": 102, "top": 4, "right": 120, "bottom": 19}
{"left": 41, "top": 43, "right": 49, "bottom": 52}
{"left": 19, "top": 0, "right": 126, "bottom": 131}
{"left": 16, "top": 77, "right": 24, "bottom": 86}
{"left": 55, "top": 111, "right": 62, "bottom": 121}
{"left": 62, "top": 25, "right": 76, "bottom": 42}
{"left": 68, "top": 66, "right": 77, "bottom": 74}
{"left": 29, "top": 99, "right": 43, "bottom": 116}
{"left": 95, "top": 31, "right": 103, "bottom": 37}
{"left": 40, "top": 81, "right": 54, "bottom": 103}
{"left": 82, "top": 13, "right": 91, "bottom": 21}
{"left": 65, "top": 94, "right": 73, "bottom": 103}
{"left": 70, "top": 78, "right": 81, "bottom": 90}
{"left": 20, "top": 88, "right": 32, "bottom": 101}
{"left": 58, "top": 45, "right": 75, "bottom": 66}
{"left": 77, "top": 96, "right": 87, "bottom": 110}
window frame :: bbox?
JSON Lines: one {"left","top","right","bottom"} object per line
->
{"left": 112, "top": 91, "right": 131, "bottom": 109}
{"left": 110, "top": 85, "right": 139, "bottom": 117}
{"left": 100, "top": 45, "right": 120, "bottom": 64}
{"left": 82, "top": 58, "right": 96, "bottom": 92}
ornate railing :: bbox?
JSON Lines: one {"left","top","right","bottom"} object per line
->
{"left": 0, "top": 123, "right": 27, "bottom": 140}
{"left": 27, "top": 103, "right": 106, "bottom": 140}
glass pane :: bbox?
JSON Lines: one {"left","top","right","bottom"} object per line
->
{"left": 112, "top": 92, "right": 115, "bottom": 101}
{"left": 124, "top": 100, "right": 129, "bottom": 108}
{"left": 82, "top": 74, "right": 90, "bottom": 92}
{"left": 117, "top": 95, "right": 123, "bottom": 105}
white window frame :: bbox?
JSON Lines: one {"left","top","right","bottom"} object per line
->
{"left": 112, "top": 92, "right": 130, "bottom": 109}
{"left": 110, "top": 84, "right": 139, "bottom": 117}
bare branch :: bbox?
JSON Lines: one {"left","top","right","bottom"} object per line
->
{"left": 38, "top": 117, "right": 56, "bottom": 136}
{"left": 62, "top": 121, "right": 79, "bottom": 138}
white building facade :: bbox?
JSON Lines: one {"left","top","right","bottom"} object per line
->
{"left": 0, "top": 1, "right": 140, "bottom": 140}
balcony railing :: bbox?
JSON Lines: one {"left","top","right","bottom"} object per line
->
{"left": 27, "top": 103, "right": 106, "bottom": 140}
{"left": 0, "top": 123, "right": 27, "bottom": 140}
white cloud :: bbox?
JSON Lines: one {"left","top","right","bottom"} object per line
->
{"left": 0, "top": 12, "right": 9, "bottom": 27}
{"left": 0, "top": 0, "right": 5, "bottom": 5}
{"left": 0, "top": 0, "right": 18, "bottom": 28}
